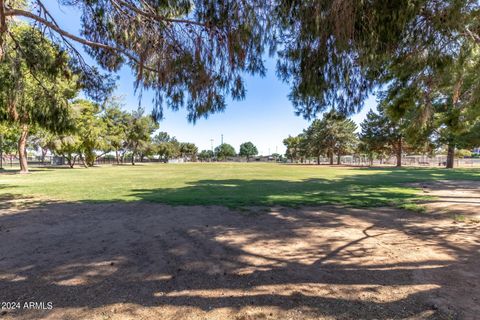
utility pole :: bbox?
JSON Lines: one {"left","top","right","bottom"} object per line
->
{"left": 221, "top": 134, "right": 223, "bottom": 145}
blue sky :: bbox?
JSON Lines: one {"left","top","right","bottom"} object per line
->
{"left": 44, "top": 0, "right": 377, "bottom": 155}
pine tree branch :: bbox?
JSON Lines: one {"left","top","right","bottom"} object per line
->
{"left": 5, "top": 8, "right": 114, "bottom": 50}
{"left": 4, "top": 8, "right": 157, "bottom": 72}
{"left": 464, "top": 26, "right": 480, "bottom": 45}
{"left": 0, "top": 0, "right": 6, "bottom": 34}
{"left": 0, "top": 0, "right": 6, "bottom": 50}
{"left": 115, "top": 0, "right": 208, "bottom": 28}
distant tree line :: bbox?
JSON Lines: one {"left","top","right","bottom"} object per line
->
{"left": 284, "top": 106, "right": 477, "bottom": 168}
{"left": 1, "top": 93, "right": 264, "bottom": 169}
{"left": 0, "top": 96, "right": 199, "bottom": 170}
{"left": 198, "top": 141, "right": 259, "bottom": 162}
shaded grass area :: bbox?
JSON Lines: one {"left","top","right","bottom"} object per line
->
{"left": 1, "top": 163, "right": 479, "bottom": 208}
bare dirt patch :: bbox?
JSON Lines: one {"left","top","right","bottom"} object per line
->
{"left": 409, "top": 180, "right": 480, "bottom": 221}
{"left": 0, "top": 200, "right": 479, "bottom": 319}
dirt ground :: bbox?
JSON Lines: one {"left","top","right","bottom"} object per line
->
{"left": 0, "top": 182, "right": 479, "bottom": 320}
{"left": 412, "top": 180, "right": 480, "bottom": 221}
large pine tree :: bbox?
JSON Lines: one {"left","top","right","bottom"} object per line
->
{"left": 304, "top": 111, "right": 357, "bottom": 165}
{"left": 0, "top": 24, "right": 78, "bottom": 173}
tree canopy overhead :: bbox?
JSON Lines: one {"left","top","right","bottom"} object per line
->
{"left": 1, "top": 0, "right": 480, "bottom": 125}
{"left": 276, "top": 0, "right": 480, "bottom": 118}
{"left": 1, "top": 0, "right": 272, "bottom": 122}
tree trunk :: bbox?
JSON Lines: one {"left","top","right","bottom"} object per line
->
{"left": 94, "top": 152, "right": 106, "bottom": 166}
{"left": 131, "top": 147, "right": 136, "bottom": 165}
{"left": 317, "top": 155, "right": 320, "bottom": 165}
{"left": 446, "top": 143, "right": 455, "bottom": 169}
{"left": 67, "top": 157, "right": 73, "bottom": 168}
{"left": 329, "top": 152, "right": 334, "bottom": 165}
{"left": 79, "top": 154, "right": 88, "bottom": 168}
{"left": 18, "top": 124, "right": 29, "bottom": 173}
{"left": 337, "top": 153, "right": 341, "bottom": 165}
{"left": 395, "top": 138, "right": 402, "bottom": 167}
{"left": 41, "top": 148, "right": 47, "bottom": 165}
{"left": 66, "top": 154, "right": 75, "bottom": 168}
{"left": 115, "top": 150, "right": 120, "bottom": 165}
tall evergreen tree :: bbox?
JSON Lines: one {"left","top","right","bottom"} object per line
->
{"left": 359, "top": 109, "right": 406, "bottom": 167}
{"left": 380, "top": 40, "right": 480, "bottom": 168}
{"left": 304, "top": 111, "right": 357, "bottom": 165}
{"left": 0, "top": 24, "right": 79, "bottom": 173}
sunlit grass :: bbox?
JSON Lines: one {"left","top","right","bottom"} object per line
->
{"left": 1, "top": 163, "right": 479, "bottom": 208}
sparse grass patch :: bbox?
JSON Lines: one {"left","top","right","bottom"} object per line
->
{"left": 453, "top": 214, "right": 467, "bottom": 222}
{"left": 398, "top": 202, "right": 427, "bottom": 213}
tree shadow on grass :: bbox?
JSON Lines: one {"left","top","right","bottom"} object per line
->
{"left": 1, "top": 165, "right": 479, "bottom": 209}
{"left": 127, "top": 178, "right": 428, "bottom": 208}
{"left": 122, "top": 166, "right": 479, "bottom": 208}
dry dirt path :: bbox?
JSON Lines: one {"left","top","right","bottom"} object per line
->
{"left": 413, "top": 180, "right": 480, "bottom": 221}
{"left": 0, "top": 194, "right": 479, "bottom": 319}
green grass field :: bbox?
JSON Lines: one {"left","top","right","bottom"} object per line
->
{"left": 1, "top": 163, "right": 480, "bottom": 208}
